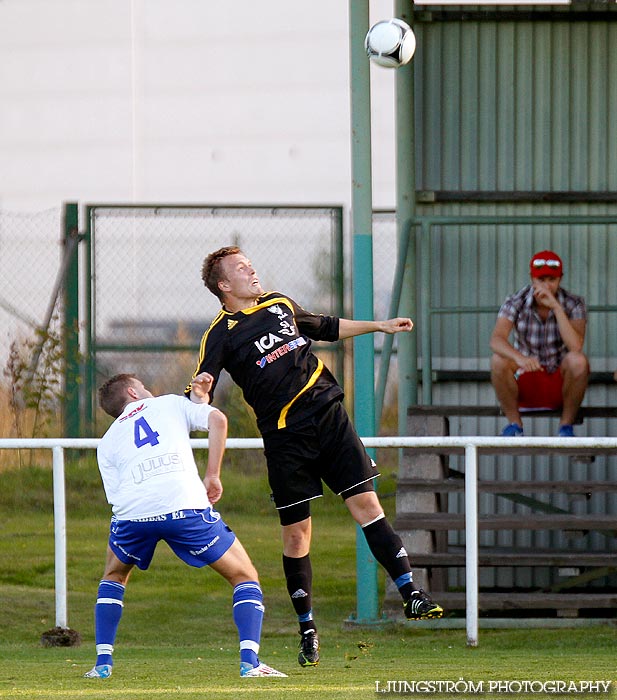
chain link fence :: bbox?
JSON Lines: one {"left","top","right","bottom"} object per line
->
{"left": 0, "top": 208, "right": 64, "bottom": 445}
{"left": 0, "top": 208, "right": 63, "bottom": 366}
{"left": 86, "top": 205, "right": 345, "bottom": 431}
{"left": 0, "top": 205, "right": 417, "bottom": 441}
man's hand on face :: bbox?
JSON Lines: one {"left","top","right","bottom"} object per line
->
{"left": 532, "top": 279, "right": 559, "bottom": 310}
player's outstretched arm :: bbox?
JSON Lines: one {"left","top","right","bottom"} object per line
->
{"left": 203, "top": 408, "right": 227, "bottom": 504}
{"left": 338, "top": 317, "right": 413, "bottom": 340}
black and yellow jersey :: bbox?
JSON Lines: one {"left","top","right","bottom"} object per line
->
{"left": 185, "top": 292, "right": 343, "bottom": 434}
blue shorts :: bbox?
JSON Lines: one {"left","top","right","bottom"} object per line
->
{"left": 108, "top": 508, "right": 236, "bottom": 570}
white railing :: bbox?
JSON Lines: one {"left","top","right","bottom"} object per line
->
{"left": 1, "top": 435, "right": 616, "bottom": 647}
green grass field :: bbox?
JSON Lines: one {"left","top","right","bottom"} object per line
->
{"left": 0, "top": 457, "right": 615, "bottom": 699}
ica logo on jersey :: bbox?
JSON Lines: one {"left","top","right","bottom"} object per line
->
{"left": 254, "top": 332, "right": 284, "bottom": 353}
{"left": 253, "top": 318, "right": 298, "bottom": 353}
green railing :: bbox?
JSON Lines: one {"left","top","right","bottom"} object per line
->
{"left": 377, "top": 214, "right": 617, "bottom": 415}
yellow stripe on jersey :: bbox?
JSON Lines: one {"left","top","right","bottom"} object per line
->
{"left": 277, "top": 358, "right": 324, "bottom": 430}
{"left": 185, "top": 308, "right": 226, "bottom": 394}
{"left": 241, "top": 296, "right": 295, "bottom": 316}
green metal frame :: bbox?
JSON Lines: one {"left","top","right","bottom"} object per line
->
{"left": 83, "top": 203, "right": 345, "bottom": 434}
{"left": 395, "top": 0, "right": 418, "bottom": 433}
{"left": 62, "top": 203, "right": 81, "bottom": 438}
{"left": 374, "top": 213, "right": 617, "bottom": 416}
{"left": 349, "top": 0, "right": 380, "bottom": 624}
{"left": 349, "top": 0, "right": 417, "bottom": 624}
{"left": 418, "top": 215, "right": 617, "bottom": 405}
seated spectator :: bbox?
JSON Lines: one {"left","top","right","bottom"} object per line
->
{"left": 489, "top": 250, "right": 589, "bottom": 437}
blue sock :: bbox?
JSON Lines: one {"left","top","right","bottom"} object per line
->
{"left": 233, "top": 581, "right": 264, "bottom": 668}
{"left": 94, "top": 580, "right": 125, "bottom": 667}
{"left": 298, "top": 610, "right": 313, "bottom": 623}
{"left": 298, "top": 609, "right": 315, "bottom": 634}
{"left": 394, "top": 571, "right": 414, "bottom": 601}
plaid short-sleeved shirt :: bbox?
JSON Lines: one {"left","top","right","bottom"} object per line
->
{"left": 497, "top": 285, "right": 586, "bottom": 373}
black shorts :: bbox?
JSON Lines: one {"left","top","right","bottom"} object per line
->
{"left": 263, "top": 399, "right": 379, "bottom": 524}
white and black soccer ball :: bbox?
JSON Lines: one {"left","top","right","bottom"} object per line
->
{"left": 365, "top": 18, "right": 416, "bottom": 69}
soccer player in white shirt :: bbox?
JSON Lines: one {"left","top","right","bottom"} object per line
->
{"left": 84, "top": 372, "right": 286, "bottom": 679}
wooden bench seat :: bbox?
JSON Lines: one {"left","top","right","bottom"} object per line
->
{"left": 430, "top": 369, "right": 615, "bottom": 386}
{"left": 395, "top": 513, "right": 617, "bottom": 533}
{"left": 397, "top": 444, "right": 617, "bottom": 457}
{"left": 418, "top": 591, "right": 617, "bottom": 611}
{"left": 397, "top": 477, "right": 617, "bottom": 493}
{"left": 407, "top": 550, "right": 617, "bottom": 567}
{"left": 386, "top": 402, "right": 617, "bottom": 618}
{"left": 408, "top": 404, "right": 617, "bottom": 422}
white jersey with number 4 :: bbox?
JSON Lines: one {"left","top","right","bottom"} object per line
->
{"left": 97, "top": 394, "right": 216, "bottom": 520}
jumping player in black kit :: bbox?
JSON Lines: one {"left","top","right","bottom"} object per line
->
{"left": 186, "top": 246, "right": 443, "bottom": 668}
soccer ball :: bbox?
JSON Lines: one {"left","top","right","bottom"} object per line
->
{"left": 364, "top": 18, "right": 416, "bottom": 69}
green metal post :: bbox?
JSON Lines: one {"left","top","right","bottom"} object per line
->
{"left": 349, "top": 0, "right": 379, "bottom": 623}
{"left": 62, "top": 202, "right": 81, "bottom": 437}
{"left": 333, "top": 206, "right": 346, "bottom": 383}
{"left": 84, "top": 206, "right": 95, "bottom": 433}
{"left": 395, "top": 0, "right": 418, "bottom": 428}
{"left": 421, "top": 220, "right": 433, "bottom": 404}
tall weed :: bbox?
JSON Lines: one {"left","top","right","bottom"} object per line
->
{"left": 1, "top": 320, "right": 63, "bottom": 468}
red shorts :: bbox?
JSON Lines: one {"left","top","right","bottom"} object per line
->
{"left": 517, "top": 368, "right": 563, "bottom": 410}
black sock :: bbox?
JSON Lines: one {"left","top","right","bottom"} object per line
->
{"left": 361, "top": 516, "right": 414, "bottom": 601}
{"left": 283, "top": 554, "right": 317, "bottom": 633}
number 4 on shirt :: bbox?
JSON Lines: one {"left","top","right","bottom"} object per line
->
{"left": 134, "top": 416, "right": 160, "bottom": 448}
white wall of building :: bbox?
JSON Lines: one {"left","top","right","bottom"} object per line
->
{"left": 0, "top": 0, "right": 399, "bottom": 213}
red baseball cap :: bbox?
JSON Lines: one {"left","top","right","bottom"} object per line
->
{"left": 529, "top": 250, "right": 563, "bottom": 278}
